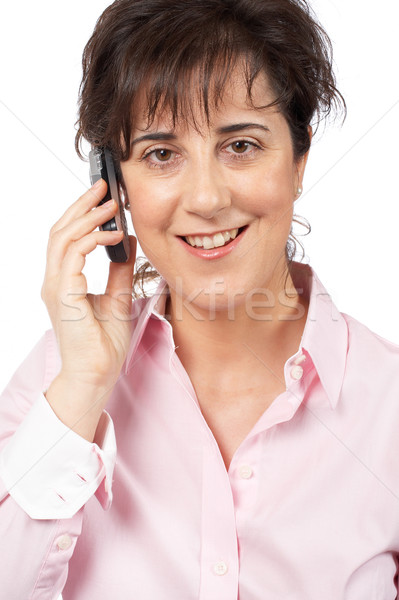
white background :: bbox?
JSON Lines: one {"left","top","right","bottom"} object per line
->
{"left": 1, "top": 0, "right": 398, "bottom": 392}
{"left": 0, "top": 1, "right": 398, "bottom": 598}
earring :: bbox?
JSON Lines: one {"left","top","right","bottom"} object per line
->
{"left": 297, "top": 186, "right": 303, "bottom": 196}
{"left": 125, "top": 200, "right": 130, "bottom": 210}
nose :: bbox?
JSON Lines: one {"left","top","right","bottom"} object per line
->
{"left": 181, "top": 160, "right": 231, "bottom": 219}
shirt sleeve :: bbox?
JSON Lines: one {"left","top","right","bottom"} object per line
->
{"left": 0, "top": 392, "right": 116, "bottom": 519}
{"left": 0, "top": 329, "right": 117, "bottom": 518}
{"left": 0, "top": 330, "right": 117, "bottom": 597}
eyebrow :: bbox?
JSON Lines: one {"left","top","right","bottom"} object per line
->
{"left": 130, "top": 122, "right": 271, "bottom": 147}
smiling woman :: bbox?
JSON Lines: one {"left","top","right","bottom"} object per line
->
{"left": 121, "top": 67, "right": 307, "bottom": 310}
{"left": 1, "top": 1, "right": 399, "bottom": 599}
{"left": 75, "top": 0, "right": 343, "bottom": 300}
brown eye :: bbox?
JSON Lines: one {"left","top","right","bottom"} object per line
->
{"left": 154, "top": 149, "right": 172, "bottom": 161}
{"left": 232, "top": 141, "right": 249, "bottom": 154}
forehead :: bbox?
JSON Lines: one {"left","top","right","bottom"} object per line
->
{"left": 132, "top": 62, "right": 276, "bottom": 134}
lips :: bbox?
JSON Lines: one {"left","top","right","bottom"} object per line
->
{"left": 177, "top": 225, "right": 248, "bottom": 260}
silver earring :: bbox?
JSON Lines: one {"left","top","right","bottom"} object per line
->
{"left": 297, "top": 186, "right": 303, "bottom": 196}
{"left": 125, "top": 200, "right": 130, "bottom": 210}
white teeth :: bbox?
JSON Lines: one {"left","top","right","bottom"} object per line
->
{"left": 184, "top": 227, "right": 242, "bottom": 249}
{"left": 213, "top": 233, "right": 226, "bottom": 247}
{"left": 194, "top": 236, "right": 204, "bottom": 247}
{"left": 202, "top": 236, "right": 214, "bottom": 250}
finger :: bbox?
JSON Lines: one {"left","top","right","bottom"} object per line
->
{"left": 50, "top": 179, "right": 108, "bottom": 235}
{"left": 105, "top": 235, "right": 137, "bottom": 308}
{"left": 58, "top": 230, "right": 124, "bottom": 303}
{"left": 45, "top": 199, "right": 119, "bottom": 278}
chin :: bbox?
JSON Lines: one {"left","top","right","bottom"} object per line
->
{"left": 169, "top": 274, "right": 259, "bottom": 315}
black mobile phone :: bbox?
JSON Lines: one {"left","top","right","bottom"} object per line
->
{"left": 88, "top": 147, "right": 130, "bottom": 263}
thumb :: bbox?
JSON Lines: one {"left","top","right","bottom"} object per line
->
{"left": 105, "top": 235, "right": 137, "bottom": 307}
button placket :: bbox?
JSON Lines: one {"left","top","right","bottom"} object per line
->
{"left": 199, "top": 446, "right": 239, "bottom": 597}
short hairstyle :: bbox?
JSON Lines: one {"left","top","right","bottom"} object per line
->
{"left": 76, "top": 0, "right": 345, "bottom": 161}
{"left": 75, "top": 0, "right": 346, "bottom": 295}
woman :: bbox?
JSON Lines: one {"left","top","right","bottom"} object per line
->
{"left": 1, "top": 0, "right": 399, "bottom": 598}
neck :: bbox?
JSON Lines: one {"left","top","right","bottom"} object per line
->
{"left": 165, "top": 261, "right": 309, "bottom": 388}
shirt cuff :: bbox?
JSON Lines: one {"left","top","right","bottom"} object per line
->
{"left": 0, "top": 393, "right": 116, "bottom": 519}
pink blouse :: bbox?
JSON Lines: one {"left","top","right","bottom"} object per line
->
{"left": 1, "top": 261, "right": 399, "bottom": 599}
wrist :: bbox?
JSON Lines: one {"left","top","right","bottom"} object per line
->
{"left": 44, "top": 374, "right": 115, "bottom": 442}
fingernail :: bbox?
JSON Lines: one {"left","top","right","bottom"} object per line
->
{"left": 101, "top": 199, "right": 115, "bottom": 209}
{"left": 92, "top": 178, "right": 103, "bottom": 189}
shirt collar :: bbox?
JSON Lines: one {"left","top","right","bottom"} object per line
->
{"left": 292, "top": 262, "right": 348, "bottom": 410}
{"left": 124, "top": 263, "right": 348, "bottom": 410}
{"left": 124, "top": 278, "right": 170, "bottom": 374}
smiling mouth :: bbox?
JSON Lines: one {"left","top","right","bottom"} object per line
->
{"left": 180, "top": 226, "right": 247, "bottom": 250}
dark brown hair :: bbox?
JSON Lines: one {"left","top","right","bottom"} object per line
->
{"left": 75, "top": 0, "right": 346, "bottom": 296}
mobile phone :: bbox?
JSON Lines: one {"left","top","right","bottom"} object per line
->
{"left": 88, "top": 147, "right": 130, "bottom": 263}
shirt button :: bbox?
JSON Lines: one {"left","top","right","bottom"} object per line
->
{"left": 56, "top": 534, "right": 72, "bottom": 551}
{"left": 294, "top": 353, "right": 306, "bottom": 365}
{"left": 239, "top": 465, "right": 253, "bottom": 479}
{"left": 213, "top": 561, "right": 228, "bottom": 576}
{"left": 290, "top": 365, "right": 304, "bottom": 380}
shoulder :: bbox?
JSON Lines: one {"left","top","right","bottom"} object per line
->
{"left": 341, "top": 311, "right": 399, "bottom": 384}
{"left": 342, "top": 311, "right": 399, "bottom": 356}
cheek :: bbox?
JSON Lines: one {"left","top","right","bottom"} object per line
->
{"left": 234, "top": 162, "right": 295, "bottom": 217}
{"left": 130, "top": 203, "right": 156, "bottom": 233}
{"left": 128, "top": 181, "right": 173, "bottom": 235}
